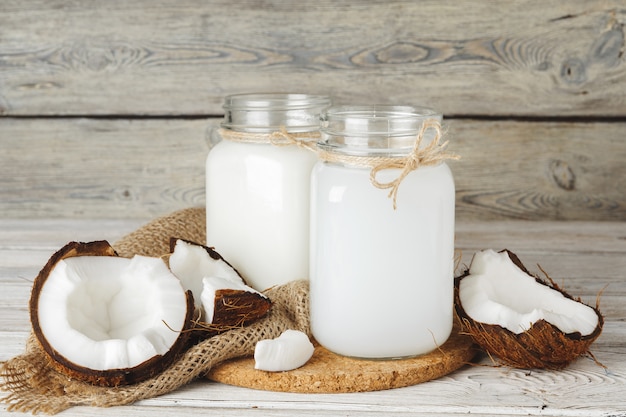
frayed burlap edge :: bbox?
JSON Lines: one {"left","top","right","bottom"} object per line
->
{"left": 1, "top": 207, "right": 311, "bottom": 415}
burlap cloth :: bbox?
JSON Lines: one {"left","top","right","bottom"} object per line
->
{"left": 0, "top": 207, "right": 310, "bottom": 415}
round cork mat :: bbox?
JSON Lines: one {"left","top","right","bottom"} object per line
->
{"left": 206, "top": 328, "right": 477, "bottom": 393}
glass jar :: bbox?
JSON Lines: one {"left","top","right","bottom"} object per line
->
{"left": 206, "top": 93, "right": 330, "bottom": 291}
{"left": 309, "top": 105, "right": 457, "bottom": 359}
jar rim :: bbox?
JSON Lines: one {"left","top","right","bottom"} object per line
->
{"left": 318, "top": 105, "right": 443, "bottom": 156}
{"left": 320, "top": 105, "right": 441, "bottom": 136}
{"left": 221, "top": 93, "right": 331, "bottom": 133}
{"left": 323, "top": 105, "right": 439, "bottom": 118}
{"left": 223, "top": 93, "right": 331, "bottom": 111}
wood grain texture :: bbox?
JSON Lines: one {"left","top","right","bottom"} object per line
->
{"left": 448, "top": 120, "right": 626, "bottom": 221}
{"left": 1, "top": 0, "right": 625, "bottom": 116}
{"left": 1, "top": 2, "right": 624, "bottom": 414}
{"left": 1, "top": 219, "right": 625, "bottom": 416}
{"left": 1, "top": 117, "right": 624, "bottom": 220}
{"left": 0, "top": 117, "right": 211, "bottom": 219}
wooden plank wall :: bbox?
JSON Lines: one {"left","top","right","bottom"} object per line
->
{"left": 1, "top": 0, "right": 625, "bottom": 221}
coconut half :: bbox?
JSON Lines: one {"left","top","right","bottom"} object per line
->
{"left": 168, "top": 238, "right": 272, "bottom": 335}
{"left": 29, "top": 241, "right": 194, "bottom": 386}
{"left": 455, "top": 249, "right": 603, "bottom": 369}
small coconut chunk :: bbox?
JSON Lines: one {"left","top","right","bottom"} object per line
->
{"left": 254, "top": 330, "right": 314, "bottom": 372}
{"left": 169, "top": 239, "right": 242, "bottom": 310}
{"left": 37, "top": 255, "right": 188, "bottom": 371}
{"left": 201, "top": 276, "right": 266, "bottom": 323}
{"left": 459, "top": 249, "right": 599, "bottom": 335}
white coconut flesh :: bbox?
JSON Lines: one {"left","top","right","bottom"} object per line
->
{"left": 459, "top": 250, "right": 599, "bottom": 336}
{"left": 254, "top": 330, "right": 315, "bottom": 372}
{"left": 169, "top": 239, "right": 265, "bottom": 323}
{"left": 37, "top": 255, "right": 188, "bottom": 371}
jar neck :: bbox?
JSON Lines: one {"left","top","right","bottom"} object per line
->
{"left": 317, "top": 106, "right": 458, "bottom": 210}
{"left": 221, "top": 93, "right": 331, "bottom": 134}
{"left": 318, "top": 105, "right": 443, "bottom": 157}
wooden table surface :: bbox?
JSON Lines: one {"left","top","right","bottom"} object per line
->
{"left": 1, "top": 218, "right": 625, "bottom": 416}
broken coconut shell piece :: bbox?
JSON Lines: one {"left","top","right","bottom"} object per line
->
{"left": 168, "top": 238, "right": 272, "bottom": 336}
{"left": 29, "top": 241, "right": 194, "bottom": 387}
{"left": 454, "top": 249, "right": 603, "bottom": 370}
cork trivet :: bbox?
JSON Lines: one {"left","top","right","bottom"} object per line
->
{"left": 206, "top": 327, "right": 477, "bottom": 393}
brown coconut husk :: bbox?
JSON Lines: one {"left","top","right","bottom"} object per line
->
{"left": 28, "top": 240, "right": 196, "bottom": 387}
{"left": 454, "top": 249, "right": 604, "bottom": 370}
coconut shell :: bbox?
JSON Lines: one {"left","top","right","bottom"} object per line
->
{"left": 168, "top": 237, "right": 272, "bottom": 338}
{"left": 29, "top": 241, "right": 195, "bottom": 387}
{"left": 454, "top": 249, "right": 604, "bottom": 370}
{"left": 194, "top": 288, "right": 272, "bottom": 338}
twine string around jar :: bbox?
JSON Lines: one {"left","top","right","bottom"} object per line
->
{"left": 318, "top": 119, "right": 460, "bottom": 210}
{"left": 217, "top": 127, "right": 319, "bottom": 152}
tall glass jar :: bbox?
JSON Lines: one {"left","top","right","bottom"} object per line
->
{"left": 310, "top": 105, "right": 457, "bottom": 359}
{"left": 206, "top": 93, "right": 330, "bottom": 291}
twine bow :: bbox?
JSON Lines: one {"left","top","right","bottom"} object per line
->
{"left": 369, "top": 119, "right": 459, "bottom": 209}
{"left": 317, "top": 119, "right": 459, "bottom": 210}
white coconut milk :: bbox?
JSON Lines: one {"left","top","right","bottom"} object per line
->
{"left": 205, "top": 94, "right": 330, "bottom": 291}
{"left": 309, "top": 106, "right": 456, "bottom": 359}
{"left": 206, "top": 140, "right": 318, "bottom": 291}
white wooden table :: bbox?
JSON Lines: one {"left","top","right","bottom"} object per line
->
{"left": 1, "top": 218, "right": 625, "bottom": 416}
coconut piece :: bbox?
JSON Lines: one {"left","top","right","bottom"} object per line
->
{"left": 30, "top": 241, "right": 194, "bottom": 387}
{"left": 201, "top": 276, "right": 267, "bottom": 324}
{"left": 455, "top": 249, "right": 603, "bottom": 369}
{"left": 169, "top": 238, "right": 243, "bottom": 310}
{"left": 168, "top": 238, "right": 271, "bottom": 335}
{"left": 254, "top": 330, "right": 315, "bottom": 372}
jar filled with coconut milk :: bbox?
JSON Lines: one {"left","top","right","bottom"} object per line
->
{"left": 310, "top": 105, "right": 458, "bottom": 359}
{"left": 206, "top": 93, "right": 330, "bottom": 291}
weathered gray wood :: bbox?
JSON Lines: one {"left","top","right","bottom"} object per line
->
{"left": 455, "top": 221, "right": 626, "bottom": 253}
{"left": 2, "top": 0, "right": 624, "bottom": 412}
{"left": 449, "top": 120, "right": 626, "bottom": 221}
{"left": 0, "top": 118, "right": 211, "bottom": 219}
{"left": 1, "top": 219, "right": 625, "bottom": 416}
{"left": 1, "top": 118, "right": 624, "bottom": 220}
{"left": 1, "top": 0, "right": 625, "bottom": 117}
